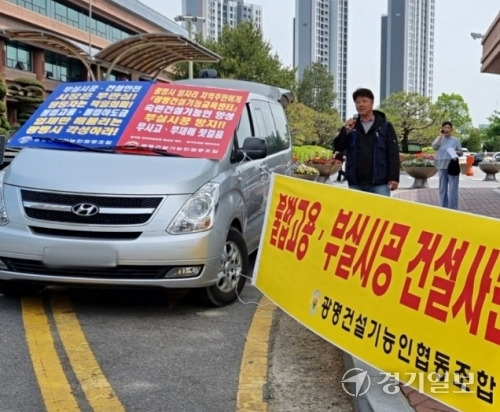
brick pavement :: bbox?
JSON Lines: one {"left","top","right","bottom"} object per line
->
{"left": 392, "top": 186, "right": 500, "bottom": 412}
{"left": 394, "top": 187, "right": 500, "bottom": 219}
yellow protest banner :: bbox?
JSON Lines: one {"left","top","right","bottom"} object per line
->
{"left": 253, "top": 174, "right": 500, "bottom": 412}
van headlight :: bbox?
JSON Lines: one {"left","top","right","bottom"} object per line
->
{"left": 167, "top": 183, "right": 219, "bottom": 234}
{"left": 0, "top": 172, "right": 8, "bottom": 225}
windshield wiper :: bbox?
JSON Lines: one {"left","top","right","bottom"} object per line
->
{"left": 33, "top": 137, "right": 109, "bottom": 152}
{"left": 111, "top": 145, "right": 182, "bottom": 157}
{"left": 21, "top": 138, "right": 183, "bottom": 157}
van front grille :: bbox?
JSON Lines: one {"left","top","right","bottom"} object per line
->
{"left": 25, "top": 209, "right": 151, "bottom": 225}
{"left": 21, "top": 190, "right": 163, "bottom": 226}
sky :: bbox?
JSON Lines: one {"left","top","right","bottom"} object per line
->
{"left": 139, "top": 0, "right": 500, "bottom": 127}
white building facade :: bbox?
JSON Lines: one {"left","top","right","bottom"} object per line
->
{"left": 182, "top": 0, "right": 262, "bottom": 40}
{"left": 294, "top": 0, "right": 348, "bottom": 120}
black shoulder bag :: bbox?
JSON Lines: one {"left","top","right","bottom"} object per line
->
{"left": 447, "top": 159, "right": 460, "bottom": 176}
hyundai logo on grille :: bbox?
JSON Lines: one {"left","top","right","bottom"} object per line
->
{"left": 72, "top": 203, "right": 99, "bottom": 216}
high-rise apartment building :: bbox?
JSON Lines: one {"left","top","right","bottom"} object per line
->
{"left": 380, "top": 0, "right": 435, "bottom": 102}
{"left": 182, "top": 0, "right": 262, "bottom": 41}
{"left": 294, "top": 0, "right": 348, "bottom": 120}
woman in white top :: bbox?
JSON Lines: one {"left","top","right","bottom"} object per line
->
{"left": 431, "top": 121, "right": 463, "bottom": 209}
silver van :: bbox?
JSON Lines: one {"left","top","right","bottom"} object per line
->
{"left": 0, "top": 79, "right": 293, "bottom": 306}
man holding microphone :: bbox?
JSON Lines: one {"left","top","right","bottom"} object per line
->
{"left": 333, "top": 88, "right": 400, "bottom": 196}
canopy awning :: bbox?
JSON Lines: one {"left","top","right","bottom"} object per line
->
{"left": 2, "top": 29, "right": 96, "bottom": 80}
{"left": 1, "top": 30, "right": 220, "bottom": 80}
{"left": 95, "top": 33, "right": 220, "bottom": 80}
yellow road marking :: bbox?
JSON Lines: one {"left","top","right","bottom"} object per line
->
{"left": 236, "top": 296, "right": 276, "bottom": 412}
{"left": 24, "top": 290, "right": 271, "bottom": 412}
{"left": 22, "top": 296, "right": 80, "bottom": 411}
{"left": 50, "top": 293, "right": 125, "bottom": 412}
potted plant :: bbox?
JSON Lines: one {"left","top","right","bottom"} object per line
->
{"left": 401, "top": 153, "right": 437, "bottom": 189}
{"left": 304, "top": 156, "right": 342, "bottom": 182}
{"left": 478, "top": 157, "right": 500, "bottom": 181}
{"left": 292, "top": 163, "right": 320, "bottom": 181}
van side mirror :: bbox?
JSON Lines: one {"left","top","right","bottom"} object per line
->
{"left": 237, "top": 137, "right": 267, "bottom": 161}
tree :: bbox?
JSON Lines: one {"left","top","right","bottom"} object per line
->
{"left": 285, "top": 103, "right": 341, "bottom": 148}
{"left": 0, "top": 73, "right": 10, "bottom": 135}
{"left": 380, "top": 92, "right": 441, "bottom": 151}
{"left": 482, "top": 111, "right": 500, "bottom": 151}
{"left": 461, "top": 127, "right": 482, "bottom": 152}
{"left": 8, "top": 77, "right": 45, "bottom": 126}
{"left": 285, "top": 103, "right": 316, "bottom": 146}
{"left": 296, "top": 62, "right": 336, "bottom": 114}
{"left": 313, "top": 111, "right": 341, "bottom": 148}
{"left": 434, "top": 93, "right": 473, "bottom": 138}
{"left": 170, "top": 22, "right": 296, "bottom": 91}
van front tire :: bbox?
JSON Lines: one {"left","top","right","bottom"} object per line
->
{"left": 199, "top": 228, "right": 248, "bottom": 307}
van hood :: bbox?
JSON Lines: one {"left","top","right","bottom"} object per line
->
{"left": 3, "top": 148, "right": 219, "bottom": 195}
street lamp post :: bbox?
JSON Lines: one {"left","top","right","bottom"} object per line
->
{"left": 174, "top": 15, "right": 206, "bottom": 79}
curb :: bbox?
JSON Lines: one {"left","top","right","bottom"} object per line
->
{"left": 342, "top": 353, "right": 415, "bottom": 412}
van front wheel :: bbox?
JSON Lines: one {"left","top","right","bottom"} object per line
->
{"left": 199, "top": 228, "right": 249, "bottom": 307}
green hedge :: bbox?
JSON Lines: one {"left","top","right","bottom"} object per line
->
{"left": 293, "top": 145, "right": 333, "bottom": 162}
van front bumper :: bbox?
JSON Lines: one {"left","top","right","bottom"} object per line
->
{"left": 0, "top": 257, "right": 222, "bottom": 289}
{"left": 0, "top": 225, "right": 226, "bottom": 289}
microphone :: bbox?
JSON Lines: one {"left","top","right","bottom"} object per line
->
{"left": 345, "top": 113, "right": 358, "bottom": 132}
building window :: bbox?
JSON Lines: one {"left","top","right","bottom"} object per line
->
{"left": 5, "top": 41, "right": 32, "bottom": 71}
{"left": 8, "top": 0, "right": 132, "bottom": 42}
{"left": 12, "top": 0, "right": 47, "bottom": 14}
{"left": 44, "top": 50, "right": 85, "bottom": 82}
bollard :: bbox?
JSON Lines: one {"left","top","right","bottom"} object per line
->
{"left": 466, "top": 155, "right": 474, "bottom": 176}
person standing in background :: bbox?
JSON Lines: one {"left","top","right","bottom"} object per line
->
{"left": 432, "top": 121, "right": 463, "bottom": 209}
{"left": 333, "top": 88, "right": 399, "bottom": 196}
{"left": 334, "top": 150, "right": 346, "bottom": 182}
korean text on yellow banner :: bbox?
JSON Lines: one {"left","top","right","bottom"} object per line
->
{"left": 253, "top": 174, "right": 500, "bottom": 412}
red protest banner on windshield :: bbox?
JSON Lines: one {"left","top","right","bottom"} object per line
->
{"left": 120, "top": 83, "right": 249, "bottom": 159}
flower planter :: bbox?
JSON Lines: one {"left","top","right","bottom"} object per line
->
{"left": 305, "top": 162, "right": 342, "bottom": 183}
{"left": 403, "top": 166, "right": 437, "bottom": 189}
{"left": 292, "top": 173, "right": 319, "bottom": 182}
{"left": 478, "top": 163, "right": 500, "bottom": 181}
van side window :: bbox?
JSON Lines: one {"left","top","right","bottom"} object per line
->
{"left": 251, "top": 99, "right": 288, "bottom": 155}
{"left": 235, "top": 104, "right": 253, "bottom": 148}
{"left": 269, "top": 101, "right": 291, "bottom": 152}
{"left": 252, "top": 107, "right": 267, "bottom": 141}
